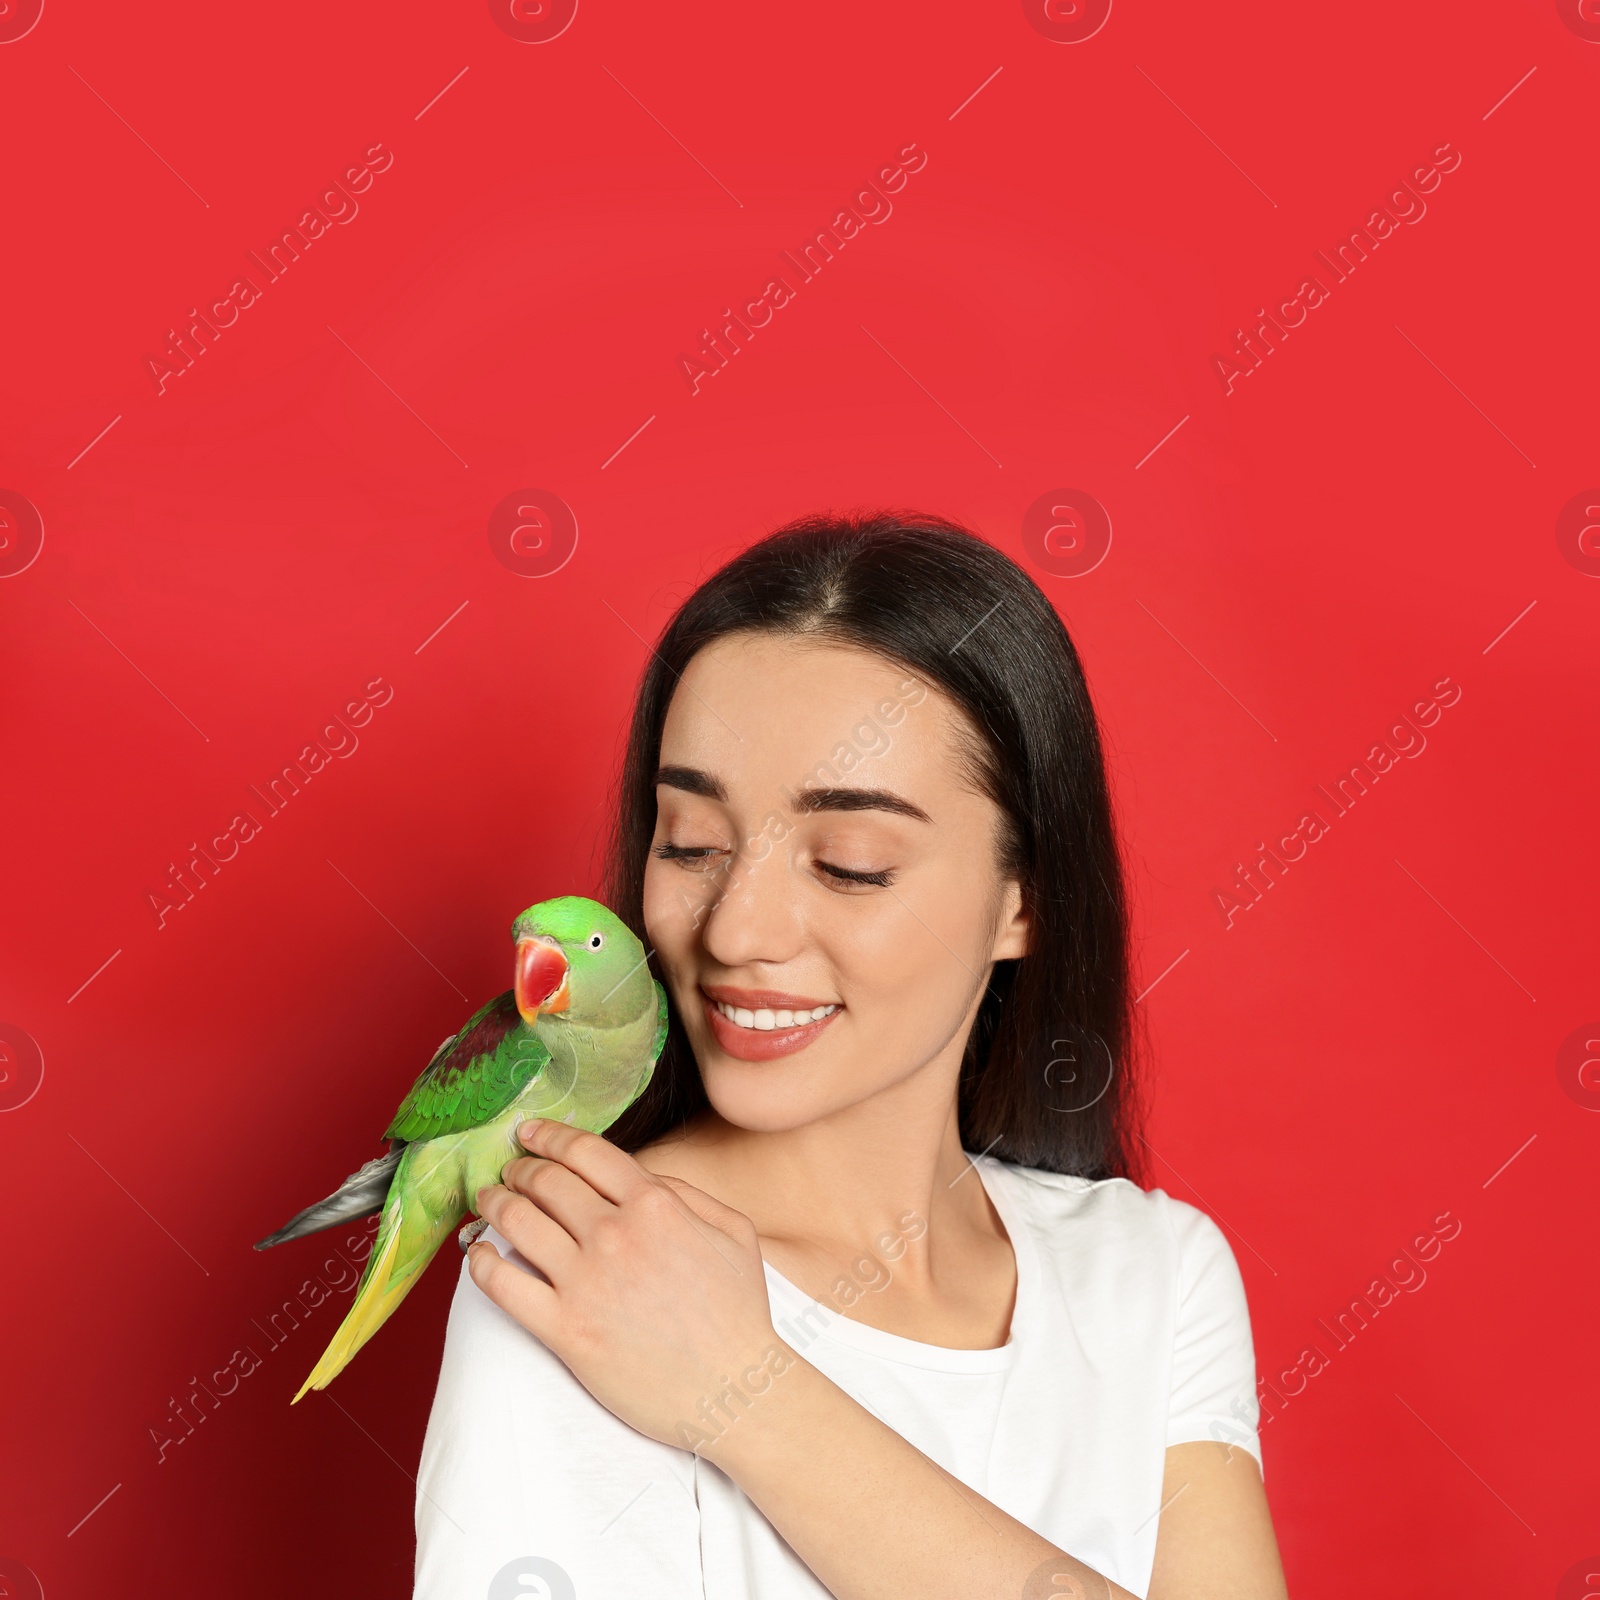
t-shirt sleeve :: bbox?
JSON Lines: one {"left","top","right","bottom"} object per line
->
{"left": 1161, "top": 1198, "right": 1263, "bottom": 1474}
{"left": 413, "top": 1226, "right": 706, "bottom": 1600}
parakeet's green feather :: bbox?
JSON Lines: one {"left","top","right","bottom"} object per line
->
{"left": 652, "top": 980, "right": 669, "bottom": 1059}
{"left": 382, "top": 992, "right": 550, "bottom": 1142}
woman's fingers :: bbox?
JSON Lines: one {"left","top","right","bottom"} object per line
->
{"left": 466, "top": 1236, "right": 561, "bottom": 1335}
{"left": 476, "top": 1181, "right": 583, "bottom": 1280}
{"left": 654, "top": 1173, "right": 760, "bottom": 1253}
{"left": 516, "top": 1117, "right": 657, "bottom": 1206}
{"left": 491, "top": 1128, "right": 766, "bottom": 1285}
{"left": 497, "top": 1153, "right": 614, "bottom": 1241}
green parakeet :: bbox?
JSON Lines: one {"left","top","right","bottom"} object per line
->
{"left": 254, "top": 895, "right": 667, "bottom": 1402}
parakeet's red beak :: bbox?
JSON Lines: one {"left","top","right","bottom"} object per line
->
{"left": 515, "top": 937, "right": 570, "bottom": 1024}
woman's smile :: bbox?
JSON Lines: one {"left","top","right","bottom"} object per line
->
{"left": 702, "top": 984, "right": 843, "bottom": 1060}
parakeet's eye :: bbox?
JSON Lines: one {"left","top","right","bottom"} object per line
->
{"left": 587, "top": 932, "right": 604, "bottom": 949}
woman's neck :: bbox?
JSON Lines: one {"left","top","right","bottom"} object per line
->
{"left": 633, "top": 1048, "right": 1018, "bottom": 1347}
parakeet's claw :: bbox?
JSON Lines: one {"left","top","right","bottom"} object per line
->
{"left": 458, "top": 1216, "right": 490, "bottom": 1253}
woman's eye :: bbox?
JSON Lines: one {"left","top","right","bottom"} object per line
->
{"left": 652, "top": 842, "right": 726, "bottom": 872}
{"left": 815, "top": 860, "right": 895, "bottom": 889}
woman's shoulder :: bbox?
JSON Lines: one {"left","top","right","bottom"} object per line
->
{"left": 423, "top": 1225, "right": 697, "bottom": 1473}
{"left": 415, "top": 1230, "right": 705, "bottom": 1597}
{"left": 981, "top": 1155, "right": 1257, "bottom": 1397}
{"left": 979, "top": 1153, "right": 1232, "bottom": 1272}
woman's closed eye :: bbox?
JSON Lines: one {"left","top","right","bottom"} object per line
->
{"left": 815, "top": 860, "right": 896, "bottom": 890}
{"left": 656, "top": 840, "right": 894, "bottom": 890}
{"left": 653, "top": 841, "right": 729, "bottom": 871}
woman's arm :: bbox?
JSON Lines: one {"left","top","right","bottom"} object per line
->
{"left": 693, "top": 1341, "right": 1136, "bottom": 1599}
{"left": 651, "top": 1349, "right": 1288, "bottom": 1599}
{"left": 469, "top": 1119, "right": 1282, "bottom": 1600}
{"left": 1146, "top": 1443, "right": 1289, "bottom": 1600}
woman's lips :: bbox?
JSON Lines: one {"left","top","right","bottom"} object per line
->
{"left": 701, "top": 992, "right": 841, "bottom": 1061}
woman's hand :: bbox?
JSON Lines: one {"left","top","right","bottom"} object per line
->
{"left": 468, "top": 1117, "right": 788, "bottom": 1452}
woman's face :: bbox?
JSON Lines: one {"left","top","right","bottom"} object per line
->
{"left": 642, "top": 632, "right": 1029, "bottom": 1131}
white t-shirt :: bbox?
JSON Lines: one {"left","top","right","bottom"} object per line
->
{"left": 414, "top": 1153, "right": 1263, "bottom": 1600}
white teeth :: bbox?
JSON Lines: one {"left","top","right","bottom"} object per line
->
{"left": 715, "top": 1000, "right": 837, "bottom": 1030}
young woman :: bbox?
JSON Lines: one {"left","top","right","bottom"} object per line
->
{"left": 414, "top": 512, "right": 1289, "bottom": 1599}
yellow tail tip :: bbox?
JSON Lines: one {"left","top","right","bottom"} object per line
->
{"left": 287, "top": 1210, "right": 413, "bottom": 1407}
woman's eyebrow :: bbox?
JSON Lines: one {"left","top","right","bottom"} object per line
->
{"left": 792, "top": 787, "right": 931, "bottom": 822}
{"left": 655, "top": 767, "right": 930, "bottom": 822}
{"left": 654, "top": 765, "right": 728, "bottom": 801}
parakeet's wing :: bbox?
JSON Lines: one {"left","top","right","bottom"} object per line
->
{"left": 383, "top": 991, "right": 550, "bottom": 1141}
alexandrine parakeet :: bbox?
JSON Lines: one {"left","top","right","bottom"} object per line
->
{"left": 255, "top": 896, "right": 667, "bottom": 1402}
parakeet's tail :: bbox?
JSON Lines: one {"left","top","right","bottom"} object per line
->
{"left": 254, "top": 1148, "right": 404, "bottom": 1251}
{"left": 291, "top": 1156, "right": 458, "bottom": 1403}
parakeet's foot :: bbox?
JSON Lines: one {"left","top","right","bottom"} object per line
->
{"left": 458, "top": 1216, "right": 489, "bottom": 1253}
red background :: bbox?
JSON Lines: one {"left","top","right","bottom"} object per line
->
{"left": 2, "top": 2, "right": 1595, "bottom": 1594}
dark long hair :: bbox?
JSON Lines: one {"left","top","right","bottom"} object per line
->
{"left": 603, "top": 510, "right": 1145, "bottom": 1183}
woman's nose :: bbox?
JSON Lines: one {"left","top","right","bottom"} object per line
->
{"left": 698, "top": 845, "right": 805, "bottom": 969}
